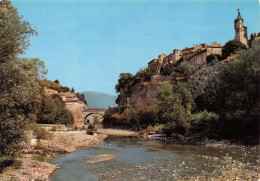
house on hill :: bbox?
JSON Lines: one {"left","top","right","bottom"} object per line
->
{"left": 44, "top": 89, "right": 87, "bottom": 129}
{"left": 148, "top": 9, "right": 249, "bottom": 72}
{"left": 148, "top": 42, "right": 223, "bottom": 72}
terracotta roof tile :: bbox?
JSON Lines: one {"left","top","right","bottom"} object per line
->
{"left": 222, "top": 54, "right": 239, "bottom": 62}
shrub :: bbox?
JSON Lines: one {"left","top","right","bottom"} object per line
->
{"left": 37, "top": 94, "right": 74, "bottom": 126}
{"left": 190, "top": 110, "right": 219, "bottom": 138}
{"left": 30, "top": 123, "right": 53, "bottom": 140}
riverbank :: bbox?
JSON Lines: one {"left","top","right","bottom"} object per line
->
{"left": 96, "top": 128, "right": 139, "bottom": 137}
{"left": 0, "top": 126, "right": 107, "bottom": 181}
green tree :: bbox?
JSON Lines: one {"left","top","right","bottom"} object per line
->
{"left": 38, "top": 94, "right": 74, "bottom": 126}
{"left": 115, "top": 73, "right": 134, "bottom": 94}
{"left": 222, "top": 40, "right": 247, "bottom": 59}
{"left": 215, "top": 40, "right": 260, "bottom": 138}
{"left": 169, "top": 62, "right": 195, "bottom": 82}
{"left": 133, "top": 67, "right": 154, "bottom": 84}
{"left": 160, "top": 63, "right": 175, "bottom": 76}
{"left": 0, "top": 58, "right": 45, "bottom": 157}
{"left": 0, "top": 0, "right": 37, "bottom": 63}
{"left": 192, "top": 60, "right": 223, "bottom": 111}
{"left": 190, "top": 110, "right": 219, "bottom": 138}
{"left": 155, "top": 83, "right": 193, "bottom": 136}
{"left": 71, "top": 87, "right": 75, "bottom": 93}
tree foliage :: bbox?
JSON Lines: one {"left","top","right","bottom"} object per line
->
{"left": 155, "top": 83, "right": 193, "bottom": 135}
{"left": 0, "top": 0, "right": 37, "bottom": 63}
{"left": 0, "top": 58, "right": 44, "bottom": 157}
{"left": 39, "top": 79, "right": 70, "bottom": 93}
{"left": 75, "top": 92, "right": 87, "bottom": 104}
{"left": 222, "top": 40, "right": 247, "bottom": 59}
{"left": 37, "top": 94, "right": 74, "bottom": 126}
{"left": 214, "top": 40, "right": 260, "bottom": 138}
{"left": 115, "top": 73, "right": 134, "bottom": 94}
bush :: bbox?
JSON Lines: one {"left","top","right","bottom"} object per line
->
{"left": 30, "top": 123, "right": 53, "bottom": 140}
{"left": 39, "top": 79, "right": 70, "bottom": 93}
{"left": 37, "top": 94, "right": 74, "bottom": 126}
{"left": 190, "top": 110, "right": 219, "bottom": 138}
{"left": 150, "top": 124, "right": 165, "bottom": 133}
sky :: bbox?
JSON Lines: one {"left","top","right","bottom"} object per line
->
{"left": 12, "top": 0, "right": 260, "bottom": 95}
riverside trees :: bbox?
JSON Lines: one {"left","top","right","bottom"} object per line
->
{"left": 0, "top": 0, "right": 43, "bottom": 157}
{"left": 107, "top": 40, "right": 260, "bottom": 143}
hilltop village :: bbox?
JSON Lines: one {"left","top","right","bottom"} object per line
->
{"left": 148, "top": 9, "right": 248, "bottom": 73}
{"left": 1, "top": 1, "right": 260, "bottom": 180}
{"left": 117, "top": 9, "right": 252, "bottom": 109}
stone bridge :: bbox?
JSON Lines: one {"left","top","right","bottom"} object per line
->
{"left": 83, "top": 108, "right": 106, "bottom": 125}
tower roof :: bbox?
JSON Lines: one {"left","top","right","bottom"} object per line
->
{"left": 235, "top": 8, "right": 243, "bottom": 22}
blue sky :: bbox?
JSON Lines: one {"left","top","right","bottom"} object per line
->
{"left": 12, "top": 0, "right": 260, "bottom": 95}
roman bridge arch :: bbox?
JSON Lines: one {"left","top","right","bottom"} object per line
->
{"left": 83, "top": 108, "right": 105, "bottom": 126}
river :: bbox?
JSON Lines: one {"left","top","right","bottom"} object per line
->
{"left": 50, "top": 136, "right": 259, "bottom": 180}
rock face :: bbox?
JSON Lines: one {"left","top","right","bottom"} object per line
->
{"left": 130, "top": 75, "right": 168, "bottom": 106}
{"left": 118, "top": 75, "right": 168, "bottom": 108}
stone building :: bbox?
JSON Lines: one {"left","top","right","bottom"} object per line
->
{"left": 148, "top": 9, "right": 249, "bottom": 71}
{"left": 120, "top": 9, "right": 249, "bottom": 109}
{"left": 148, "top": 42, "right": 223, "bottom": 71}
{"left": 148, "top": 53, "right": 167, "bottom": 74}
{"left": 234, "top": 9, "right": 248, "bottom": 47}
{"left": 44, "top": 89, "right": 87, "bottom": 129}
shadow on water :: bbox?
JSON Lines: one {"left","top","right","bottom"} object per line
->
{"left": 50, "top": 136, "right": 259, "bottom": 181}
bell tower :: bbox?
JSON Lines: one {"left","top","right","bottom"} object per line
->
{"left": 234, "top": 9, "right": 248, "bottom": 47}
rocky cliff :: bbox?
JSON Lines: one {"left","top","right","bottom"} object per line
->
{"left": 118, "top": 75, "right": 168, "bottom": 108}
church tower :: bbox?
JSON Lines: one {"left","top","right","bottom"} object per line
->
{"left": 234, "top": 9, "right": 248, "bottom": 47}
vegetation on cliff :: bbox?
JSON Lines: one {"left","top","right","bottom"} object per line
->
{"left": 105, "top": 39, "right": 260, "bottom": 143}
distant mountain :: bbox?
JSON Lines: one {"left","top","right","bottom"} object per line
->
{"left": 81, "top": 91, "right": 117, "bottom": 108}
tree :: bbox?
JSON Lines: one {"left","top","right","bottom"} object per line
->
{"left": 0, "top": 1, "right": 45, "bottom": 157}
{"left": 0, "top": 58, "right": 45, "bottom": 157}
{"left": 206, "top": 54, "right": 221, "bottom": 64}
{"left": 133, "top": 67, "right": 154, "bottom": 84}
{"left": 215, "top": 40, "right": 260, "bottom": 138}
{"left": 155, "top": 83, "right": 193, "bottom": 136}
{"left": 115, "top": 73, "right": 134, "bottom": 94}
{"left": 71, "top": 87, "right": 75, "bottom": 93}
{"left": 222, "top": 40, "right": 247, "bottom": 59}
{"left": 169, "top": 62, "right": 195, "bottom": 82}
{"left": 37, "top": 94, "right": 74, "bottom": 126}
{"left": 0, "top": 0, "right": 37, "bottom": 63}
{"left": 54, "top": 79, "right": 60, "bottom": 84}
{"left": 75, "top": 92, "right": 87, "bottom": 104}
{"left": 192, "top": 60, "right": 223, "bottom": 111}
{"left": 160, "top": 63, "right": 175, "bottom": 76}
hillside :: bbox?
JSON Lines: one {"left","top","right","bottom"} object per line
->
{"left": 82, "top": 91, "right": 117, "bottom": 108}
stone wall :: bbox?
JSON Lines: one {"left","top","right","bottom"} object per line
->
{"left": 66, "top": 102, "right": 87, "bottom": 129}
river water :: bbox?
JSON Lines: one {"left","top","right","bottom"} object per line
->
{"left": 50, "top": 136, "right": 259, "bottom": 181}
